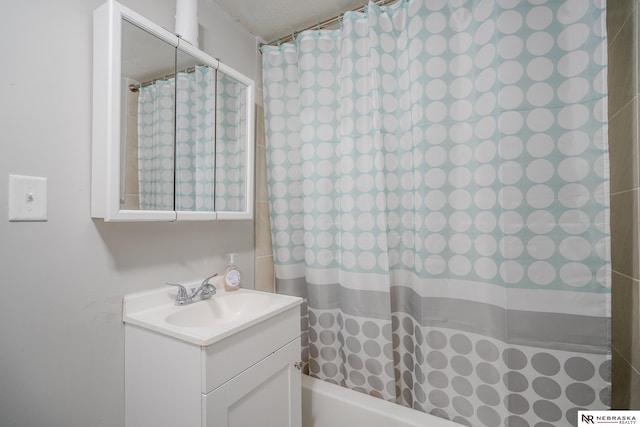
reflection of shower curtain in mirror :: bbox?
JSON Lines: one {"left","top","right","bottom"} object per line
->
{"left": 137, "top": 65, "right": 216, "bottom": 211}
{"left": 215, "top": 74, "right": 248, "bottom": 212}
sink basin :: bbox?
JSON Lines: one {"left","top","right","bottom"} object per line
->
{"left": 165, "top": 292, "right": 275, "bottom": 327}
{"left": 123, "top": 287, "right": 302, "bottom": 346}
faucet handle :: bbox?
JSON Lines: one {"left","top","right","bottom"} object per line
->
{"left": 198, "top": 274, "right": 218, "bottom": 300}
{"left": 166, "top": 282, "right": 190, "bottom": 304}
{"left": 201, "top": 273, "right": 218, "bottom": 286}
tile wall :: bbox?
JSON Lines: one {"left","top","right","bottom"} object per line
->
{"left": 608, "top": 0, "right": 640, "bottom": 409}
{"left": 254, "top": 94, "right": 276, "bottom": 293}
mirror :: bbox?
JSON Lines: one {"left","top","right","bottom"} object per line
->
{"left": 92, "top": 0, "right": 254, "bottom": 221}
{"left": 173, "top": 48, "right": 218, "bottom": 213}
{"left": 215, "top": 72, "right": 248, "bottom": 213}
{"left": 121, "top": 19, "right": 177, "bottom": 212}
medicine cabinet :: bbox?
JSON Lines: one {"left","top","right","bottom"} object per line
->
{"left": 92, "top": 0, "right": 254, "bottom": 221}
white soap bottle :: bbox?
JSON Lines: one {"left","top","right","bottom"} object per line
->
{"left": 224, "top": 253, "right": 241, "bottom": 292}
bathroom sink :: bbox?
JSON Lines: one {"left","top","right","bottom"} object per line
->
{"left": 165, "top": 292, "right": 276, "bottom": 327}
{"left": 123, "top": 286, "right": 302, "bottom": 346}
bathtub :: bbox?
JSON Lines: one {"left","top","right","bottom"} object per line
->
{"left": 301, "top": 374, "right": 460, "bottom": 427}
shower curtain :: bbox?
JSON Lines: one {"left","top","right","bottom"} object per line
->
{"left": 138, "top": 65, "right": 216, "bottom": 211}
{"left": 262, "top": 0, "right": 610, "bottom": 426}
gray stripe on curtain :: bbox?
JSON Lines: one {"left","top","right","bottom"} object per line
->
{"left": 393, "top": 285, "right": 609, "bottom": 355}
{"left": 276, "top": 277, "right": 308, "bottom": 298}
{"left": 278, "top": 278, "right": 609, "bottom": 354}
{"left": 277, "top": 277, "right": 391, "bottom": 317}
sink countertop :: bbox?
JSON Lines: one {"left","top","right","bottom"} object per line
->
{"left": 123, "top": 286, "right": 302, "bottom": 346}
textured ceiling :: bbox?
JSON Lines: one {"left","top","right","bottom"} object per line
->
{"left": 211, "top": 0, "right": 368, "bottom": 43}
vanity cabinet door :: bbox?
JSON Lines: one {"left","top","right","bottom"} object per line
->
{"left": 203, "top": 338, "right": 301, "bottom": 427}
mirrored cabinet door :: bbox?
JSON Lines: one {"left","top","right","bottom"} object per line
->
{"left": 92, "top": 0, "right": 254, "bottom": 222}
{"left": 214, "top": 63, "right": 254, "bottom": 220}
{"left": 174, "top": 48, "right": 217, "bottom": 214}
{"left": 215, "top": 71, "right": 248, "bottom": 213}
{"left": 122, "top": 18, "right": 177, "bottom": 213}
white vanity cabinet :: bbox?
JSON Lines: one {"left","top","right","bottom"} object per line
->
{"left": 124, "top": 303, "right": 301, "bottom": 427}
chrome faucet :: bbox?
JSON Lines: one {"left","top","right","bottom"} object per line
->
{"left": 167, "top": 274, "right": 218, "bottom": 306}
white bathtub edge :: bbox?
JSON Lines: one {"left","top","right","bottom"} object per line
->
{"left": 302, "top": 374, "right": 460, "bottom": 427}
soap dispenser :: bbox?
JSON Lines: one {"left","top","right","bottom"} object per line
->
{"left": 224, "top": 253, "right": 241, "bottom": 291}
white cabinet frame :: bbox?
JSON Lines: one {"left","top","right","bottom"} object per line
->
{"left": 92, "top": 0, "right": 254, "bottom": 221}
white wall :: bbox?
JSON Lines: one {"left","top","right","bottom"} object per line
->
{"left": 0, "top": 1, "right": 258, "bottom": 425}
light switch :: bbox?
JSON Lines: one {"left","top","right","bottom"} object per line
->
{"left": 8, "top": 175, "right": 48, "bottom": 222}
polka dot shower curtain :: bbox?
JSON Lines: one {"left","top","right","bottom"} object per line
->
{"left": 138, "top": 65, "right": 217, "bottom": 211}
{"left": 262, "top": 1, "right": 610, "bottom": 426}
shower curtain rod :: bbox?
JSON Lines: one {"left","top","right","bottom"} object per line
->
{"left": 261, "top": 0, "right": 398, "bottom": 48}
{"left": 128, "top": 65, "right": 201, "bottom": 92}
